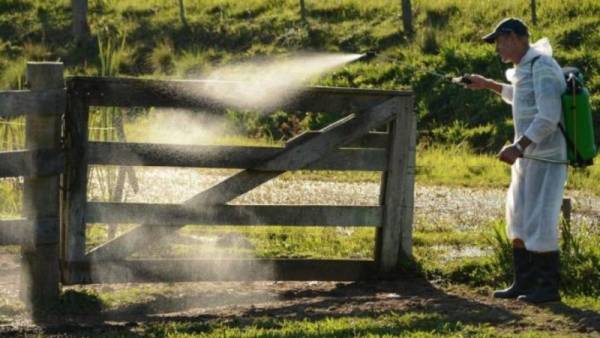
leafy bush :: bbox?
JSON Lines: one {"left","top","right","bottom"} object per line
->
{"left": 148, "top": 39, "right": 176, "bottom": 75}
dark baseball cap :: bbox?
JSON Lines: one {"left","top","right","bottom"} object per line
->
{"left": 482, "top": 18, "right": 529, "bottom": 43}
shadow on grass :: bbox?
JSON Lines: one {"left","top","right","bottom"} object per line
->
{"left": 545, "top": 301, "right": 600, "bottom": 334}
{"left": 11, "top": 277, "right": 524, "bottom": 337}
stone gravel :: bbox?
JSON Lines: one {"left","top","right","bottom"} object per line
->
{"left": 87, "top": 167, "right": 599, "bottom": 231}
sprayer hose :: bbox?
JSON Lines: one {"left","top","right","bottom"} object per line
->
{"left": 522, "top": 154, "right": 569, "bottom": 165}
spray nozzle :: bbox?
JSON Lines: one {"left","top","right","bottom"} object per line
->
{"left": 357, "top": 51, "right": 378, "bottom": 62}
{"left": 451, "top": 75, "right": 472, "bottom": 85}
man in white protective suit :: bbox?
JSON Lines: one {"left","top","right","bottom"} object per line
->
{"left": 464, "top": 18, "right": 567, "bottom": 303}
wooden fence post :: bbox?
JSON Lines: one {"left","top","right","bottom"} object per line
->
{"left": 20, "top": 62, "right": 64, "bottom": 315}
{"left": 62, "top": 79, "right": 90, "bottom": 284}
{"left": 376, "top": 96, "right": 415, "bottom": 274}
{"left": 401, "top": 109, "right": 417, "bottom": 257}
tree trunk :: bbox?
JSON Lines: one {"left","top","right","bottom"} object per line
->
{"left": 401, "top": 0, "right": 413, "bottom": 39}
{"left": 300, "top": 0, "right": 307, "bottom": 22}
{"left": 530, "top": 0, "right": 537, "bottom": 25}
{"left": 72, "top": 0, "right": 89, "bottom": 44}
{"left": 179, "top": 0, "right": 188, "bottom": 27}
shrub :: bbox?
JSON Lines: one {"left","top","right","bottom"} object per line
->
{"left": 148, "top": 40, "right": 176, "bottom": 75}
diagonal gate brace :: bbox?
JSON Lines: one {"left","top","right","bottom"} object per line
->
{"left": 87, "top": 96, "right": 403, "bottom": 261}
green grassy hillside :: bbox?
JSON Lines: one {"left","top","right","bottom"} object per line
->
{"left": 0, "top": 0, "right": 599, "bottom": 150}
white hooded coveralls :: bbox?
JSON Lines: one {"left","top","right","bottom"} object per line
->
{"left": 500, "top": 38, "right": 567, "bottom": 252}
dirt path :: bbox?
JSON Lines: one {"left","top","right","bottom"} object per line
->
{"left": 1, "top": 279, "right": 599, "bottom": 336}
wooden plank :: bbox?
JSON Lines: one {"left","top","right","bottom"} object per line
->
{"left": 86, "top": 203, "right": 381, "bottom": 227}
{"left": 345, "top": 131, "right": 388, "bottom": 149}
{"left": 87, "top": 96, "right": 404, "bottom": 261}
{"left": 0, "top": 149, "right": 64, "bottom": 177}
{"left": 87, "top": 142, "right": 387, "bottom": 171}
{"left": 0, "top": 218, "right": 59, "bottom": 246}
{"left": 62, "top": 82, "right": 90, "bottom": 266}
{"left": 399, "top": 112, "right": 417, "bottom": 258}
{"left": 0, "top": 219, "right": 28, "bottom": 245}
{"left": 68, "top": 77, "right": 230, "bottom": 111}
{"left": 21, "top": 62, "right": 63, "bottom": 314}
{"left": 67, "top": 76, "right": 411, "bottom": 114}
{"left": 287, "top": 131, "right": 388, "bottom": 149}
{"left": 63, "top": 259, "right": 378, "bottom": 284}
{"left": 376, "top": 96, "right": 415, "bottom": 274}
{"left": 0, "top": 89, "right": 66, "bottom": 118}
{"left": 286, "top": 87, "right": 408, "bottom": 115}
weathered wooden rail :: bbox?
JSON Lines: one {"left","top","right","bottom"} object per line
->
{"left": 0, "top": 62, "right": 415, "bottom": 316}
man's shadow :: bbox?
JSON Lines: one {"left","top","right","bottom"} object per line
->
{"left": 544, "top": 300, "right": 600, "bottom": 334}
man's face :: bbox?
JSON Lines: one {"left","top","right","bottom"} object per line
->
{"left": 495, "top": 33, "right": 518, "bottom": 63}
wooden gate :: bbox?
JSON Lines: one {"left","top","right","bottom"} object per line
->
{"left": 0, "top": 62, "right": 415, "bottom": 311}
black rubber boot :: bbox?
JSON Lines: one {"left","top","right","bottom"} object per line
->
{"left": 493, "top": 248, "right": 534, "bottom": 299}
{"left": 518, "top": 251, "right": 561, "bottom": 304}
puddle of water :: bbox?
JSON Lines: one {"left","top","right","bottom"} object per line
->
{"left": 431, "top": 245, "right": 492, "bottom": 262}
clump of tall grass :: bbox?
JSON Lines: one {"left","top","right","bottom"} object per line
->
{"left": 173, "top": 49, "right": 222, "bottom": 78}
{"left": 97, "top": 27, "right": 129, "bottom": 77}
{"left": 484, "top": 218, "right": 600, "bottom": 296}
{"left": 560, "top": 220, "right": 600, "bottom": 295}
{"left": 485, "top": 220, "right": 512, "bottom": 282}
{"left": 148, "top": 39, "right": 176, "bottom": 75}
{"left": 21, "top": 42, "right": 51, "bottom": 61}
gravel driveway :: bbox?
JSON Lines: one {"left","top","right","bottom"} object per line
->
{"left": 88, "top": 167, "right": 600, "bottom": 231}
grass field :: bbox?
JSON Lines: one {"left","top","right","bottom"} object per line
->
{"left": 1, "top": 0, "right": 599, "bottom": 149}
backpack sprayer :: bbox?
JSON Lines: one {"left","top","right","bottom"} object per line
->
{"left": 357, "top": 51, "right": 598, "bottom": 167}
{"left": 557, "top": 66, "right": 597, "bottom": 167}
{"left": 525, "top": 56, "right": 597, "bottom": 167}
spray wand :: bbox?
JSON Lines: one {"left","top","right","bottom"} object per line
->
{"left": 356, "top": 51, "right": 472, "bottom": 85}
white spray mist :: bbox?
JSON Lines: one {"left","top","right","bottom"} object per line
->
{"left": 199, "top": 52, "right": 363, "bottom": 112}
{"left": 132, "top": 109, "right": 230, "bottom": 145}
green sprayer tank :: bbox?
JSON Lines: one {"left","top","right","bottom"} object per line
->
{"left": 561, "top": 67, "right": 597, "bottom": 167}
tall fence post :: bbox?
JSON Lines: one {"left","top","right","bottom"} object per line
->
{"left": 62, "top": 79, "right": 90, "bottom": 284}
{"left": 63, "top": 81, "right": 89, "bottom": 284}
{"left": 20, "top": 62, "right": 64, "bottom": 316}
{"left": 376, "top": 96, "right": 415, "bottom": 274}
